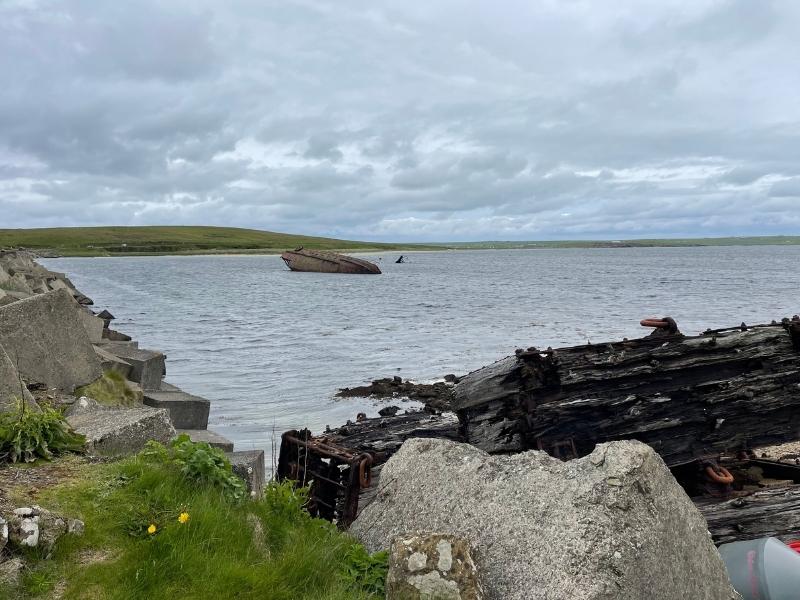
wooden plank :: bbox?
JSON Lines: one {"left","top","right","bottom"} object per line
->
{"left": 697, "top": 487, "right": 800, "bottom": 545}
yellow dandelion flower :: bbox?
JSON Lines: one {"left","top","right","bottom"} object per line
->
{"left": 147, "top": 524, "right": 157, "bottom": 535}
{"left": 178, "top": 512, "right": 190, "bottom": 524}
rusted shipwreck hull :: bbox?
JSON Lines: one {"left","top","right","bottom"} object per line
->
{"left": 280, "top": 248, "right": 381, "bottom": 274}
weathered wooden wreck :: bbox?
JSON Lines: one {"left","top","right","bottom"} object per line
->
{"left": 280, "top": 248, "right": 381, "bottom": 274}
{"left": 277, "top": 316, "right": 800, "bottom": 541}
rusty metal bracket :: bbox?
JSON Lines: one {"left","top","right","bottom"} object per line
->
{"left": 276, "top": 429, "right": 374, "bottom": 528}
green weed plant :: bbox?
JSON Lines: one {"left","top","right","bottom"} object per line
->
{"left": 142, "top": 434, "right": 246, "bottom": 501}
{"left": 0, "top": 401, "right": 85, "bottom": 463}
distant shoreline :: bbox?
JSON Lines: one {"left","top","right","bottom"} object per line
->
{"left": 2, "top": 226, "right": 799, "bottom": 257}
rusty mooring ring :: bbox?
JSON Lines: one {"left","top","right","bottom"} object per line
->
{"left": 705, "top": 465, "right": 734, "bottom": 485}
{"left": 358, "top": 455, "right": 373, "bottom": 489}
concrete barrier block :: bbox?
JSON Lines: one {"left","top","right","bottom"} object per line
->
{"left": 0, "top": 289, "right": 102, "bottom": 393}
{"left": 96, "top": 339, "right": 139, "bottom": 349}
{"left": 47, "top": 278, "right": 71, "bottom": 292}
{"left": 106, "top": 347, "right": 164, "bottom": 390}
{"left": 101, "top": 328, "right": 131, "bottom": 342}
{"left": 67, "top": 404, "right": 176, "bottom": 456}
{"left": 143, "top": 390, "right": 209, "bottom": 429}
{"left": 92, "top": 346, "right": 132, "bottom": 378}
{"left": 0, "top": 343, "right": 37, "bottom": 412}
{"left": 77, "top": 310, "right": 104, "bottom": 343}
{"left": 177, "top": 429, "right": 234, "bottom": 452}
{"left": 3, "top": 290, "right": 32, "bottom": 302}
{"left": 226, "top": 450, "right": 265, "bottom": 498}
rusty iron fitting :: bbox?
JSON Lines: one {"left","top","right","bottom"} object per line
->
{"left": 641, "top": 318, "right": 670, "bottom": 328}
{"left": 704, "top": 465, "right": 734, "bottom": 485}
{"left": 640, "top": 316, "right": 679, "bottom": 334}
{"left": 357, "top": 454, "right": 373, "bottom": 489}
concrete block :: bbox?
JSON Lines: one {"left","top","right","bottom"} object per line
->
{"left": 105, "top": 347, "right": 164, "bottom": 390}
{"left": 67, "top": 403, "right": 175, "bottom": 456}
{"left": 226, "top": 450, "right": 265, "bottom": 498}
{"left": 101, "top": 328, "right": 131, "bottom": 341}
{"left": 3, "top": 290, "right": 32, "bottom": 301}
{"left": 143, "top": 390, "right": 209, "bottom": 429}
{"left": 96, "top": 339, "right": 139, "bottom": 349}
{"left": 30, "top": 278, "right": 50, "bottom": 294}
{"left": 0, "top": 289, "right": 102, "bottom": 392}
{"left": 177, "top": 429, "right": 234, "bottom": 452}
{"left": 47, "top": 278, "right": 72, "bottom": 293}
{"left": 92, "top": 345, "right": 132, "bottom": 378}
{"left": 77, "top": 310, "right": 104, "bottom": 343}
{"left": 0, "top": 343, "right": 37, "bottom": 412}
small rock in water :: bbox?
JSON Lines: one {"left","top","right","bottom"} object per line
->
{"left": 379, "top": 405, "right": 400, "bottom": 417}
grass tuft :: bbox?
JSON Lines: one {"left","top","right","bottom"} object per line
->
{"left": 74, "top": 370, "right": 141, "bottom": 407}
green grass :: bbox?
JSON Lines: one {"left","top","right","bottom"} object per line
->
{"left": 0, "top": 226, "right": 435, "bottom": 257}
{"left": 0, "top": 452, "right": 384, "bottom": 600}
{"left": 74, "top": 371, "right": 141, "bottom": 407}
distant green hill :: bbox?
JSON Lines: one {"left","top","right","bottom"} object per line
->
{"left": 0, "top": 226, "right": 435, "bottom": 256}
{"left": 439, "top": 236, "right": 800, "bottom": 249}
{"left": 2, "top": 226, "right": 798, "bottom": 256}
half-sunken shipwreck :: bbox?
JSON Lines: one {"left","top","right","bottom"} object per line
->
{"left": 280, "top": 248, "right": 381, "bottom": 274}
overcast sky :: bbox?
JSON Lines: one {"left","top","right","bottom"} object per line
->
{"left": 1, "top": 0, "right": 799, "bottom": 241}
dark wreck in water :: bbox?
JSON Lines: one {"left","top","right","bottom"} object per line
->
{"left": 280, "top": 248, "right": 381, "bottom": 274}
{"left": 277, "top": 315, "right": 800, "bottom": 540}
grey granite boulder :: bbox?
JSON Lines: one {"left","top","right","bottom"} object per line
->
{"left": 67, "top": 403, "right": 175, "bottom": 456}
{"left": 0, "top": 289, "right": 102, "bottom": 392}
{"left": 350, "top": 438, "right": 739, "bottom": 600}
{"left": 387, "top": 533, "right": 484, "bottom": 600}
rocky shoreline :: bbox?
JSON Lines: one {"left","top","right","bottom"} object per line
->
{"left": 0, "top": 249, "right": 264, "bottom": 489}
{"left": 0, "top": 249, "right": 266, "bottom": 587}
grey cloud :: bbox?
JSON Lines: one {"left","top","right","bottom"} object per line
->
{"left": 769, "top": 178, "right": 800, "bottom": 198}
{"left": 1, "top": 0, "right": 799, "bottom": 240}
{"left": 304, "top": 134, "right": 344, "bottom": 162}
